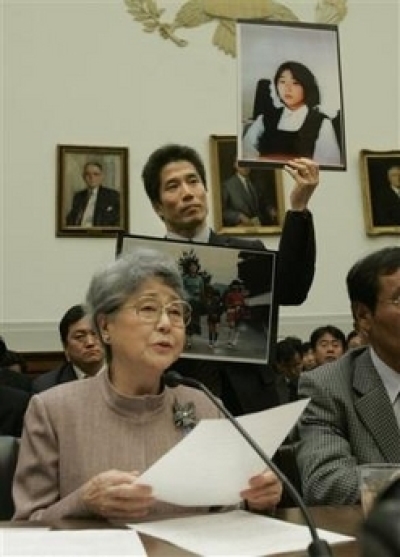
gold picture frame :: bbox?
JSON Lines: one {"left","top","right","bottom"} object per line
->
{"left": 56, "top": 144, "right": 129, "bottom": 237}
{"left": 359, "top": 149, "right": 400, "bottom": 235}
{"left": 210, "top": 134, "right": 285, "bottom": 236}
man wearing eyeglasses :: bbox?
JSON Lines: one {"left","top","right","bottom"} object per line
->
{"left": 33, "top": 305, "right": 105, "bottom": 393}
{"left": 297, "top": 246, "right": 400, "bottom": 505}
{"left": 66, "top": 162, "right": 120, "bottom": 227}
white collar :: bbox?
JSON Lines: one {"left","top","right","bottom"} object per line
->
{"left": 278, "top": 104, "right": 309, "bottom": 131}
{"left": 87, "top": 187, "right": 99, "bottom": 199}
{"left": 370, "top": 347, "right": 400, "bottom": 403}
{"left": 72, "top": 362, "right": 105, "bottom": 380}
{"left": 165, "top": 226, "right": 211, "bottom": 244}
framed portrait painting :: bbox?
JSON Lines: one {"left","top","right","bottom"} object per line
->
{"left": 237, "top": 20, "right": 346, "bottom": 171}
{"left": 210, "top": 134, "right": 285, "bottom": 236}
{"left": 359, "top": 149, "right": 400, "bottom": 235}
{"left": 56, "top": 144, "right": 129, "bottom": 237}
{"left": 116, "top": 233, "right": 278, "bottom": 365}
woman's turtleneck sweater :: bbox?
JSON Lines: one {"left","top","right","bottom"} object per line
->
{"left": 13, "top": 368, "right": 222, "bottom": 521}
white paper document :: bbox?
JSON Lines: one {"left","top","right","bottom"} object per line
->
{"left": 131, "top": 510, "right": 354, "bottom": 557}
{"left": 1, "top": 528, "right": 147, "bottom": 556}
{"left": 138, "top": 399, "right": 309, "bottom": 506}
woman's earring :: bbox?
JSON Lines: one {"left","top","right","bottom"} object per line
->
{"left": 102, "top": 334, "right": 110, "bottom": 344}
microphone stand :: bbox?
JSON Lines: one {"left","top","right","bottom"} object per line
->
{"left": 165, "top": 371, "right": 332, "bottom": 557}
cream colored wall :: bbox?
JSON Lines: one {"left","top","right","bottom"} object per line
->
{"left": 1, "top": 1, "right": 399, "bottom": 350}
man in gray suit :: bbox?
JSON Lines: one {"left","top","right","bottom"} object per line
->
{"left": 222, "top": 162, "right": 263, "bottom": 227}
{"left": 297, "top": 246, "right": 400, "bottom": 505}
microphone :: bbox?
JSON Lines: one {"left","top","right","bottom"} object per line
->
{"left": 164, "top": 370, "right": 332, "bottom": 557}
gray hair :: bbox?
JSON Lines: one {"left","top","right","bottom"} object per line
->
{"left": 85, "top": 247, "right": 186, "bottom": 334}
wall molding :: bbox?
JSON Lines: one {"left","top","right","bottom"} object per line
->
{"left": 278, "top": 314, "right": 353, "bottom": 341}
{"left": 1, "top": 314, "right": 354, "bottom": 352}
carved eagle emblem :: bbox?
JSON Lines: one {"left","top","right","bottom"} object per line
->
{"left": 124, "top": 0, "right": 348, "bottom": 56}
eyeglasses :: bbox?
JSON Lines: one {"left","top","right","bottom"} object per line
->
{"left": 124, "top": 297, "right": 192, "bottom": 327}
{"left": 377, "top": 296, "right": 400, "bottom": 308}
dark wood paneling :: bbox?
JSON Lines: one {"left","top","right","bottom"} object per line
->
{"left": 21, "top": 351, "right": 65, "bottom": 376}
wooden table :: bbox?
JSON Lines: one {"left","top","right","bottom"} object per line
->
{"left": 273, "top": 506, "right": 362, "bottom": 557}
{"left": 2, "top": 506, "right": 363, "bottom": 556}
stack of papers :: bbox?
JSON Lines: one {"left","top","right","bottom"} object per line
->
{"left": 138, "top": 399, "right": 309, "bottom": 506}
{"left": 132, "top": 510, "right": 354, "bottom": 556}
{"left": 0, "top": 529, "right": 146, "bottom": 556}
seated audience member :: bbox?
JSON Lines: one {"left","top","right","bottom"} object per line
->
{"left": 0, "top": 338, "right": 28, "bottom": 373}
{"left": 274, "top": 336, "right": 303, "bottom": 404}
{"left": 301, "top": 341, "right": 317, "bottom": 371}
{"left": 309, "top": 324, "right": 346, "bottom": 366}
{"left": 32, "top": 305, "right": 105, "bottom": 393}
{"left": 297, "top": 247, "right": 400, "bottom": 505}
{"left": 0, "top": 384, "right": 31, "bottom": 436}
{"left": 346, "top": 328, "right": 367, "bottom": 349}
{"left": 0, "top": 338, "right": 32, "bottom": 393}
{"left": 13, "top": 248, "right": 282, "bottom": 521}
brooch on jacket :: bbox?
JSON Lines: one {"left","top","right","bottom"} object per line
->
{"left": 173, "top": 400, "right": 197, "bottom": 433}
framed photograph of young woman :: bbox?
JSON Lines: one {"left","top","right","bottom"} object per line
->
{"left": 56, "top": 144, "right": 129, "bottom": 237}
{"left": 359, "top": 149, "right": 400, "bottom": 235}
{"left": 210, "top": 134, "right": 285, "bottom": 236}
{"left": 237, "top": 20, "right": 346, "bottom": 171}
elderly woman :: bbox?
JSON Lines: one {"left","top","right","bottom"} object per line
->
{"left": 13, "top": 248, "right": 282, "bottom": 521}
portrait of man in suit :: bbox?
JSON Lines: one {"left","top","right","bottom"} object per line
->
{"left": 66, "top": 161, "right": 120, "bottom": 227}
{"left": 370, "top": 163, "right": 400, "bottom": 227}
{"left": 222, "top": 161, "right": 279, "bottom": 227}
{"left": 57, "top": 145, "right": 129, "bottom": 236}
{"left": 211, "top": 135, "right": 284, "bottom": 235}
{"left": 360, "top": 150, "right": 400, "bottom": 234}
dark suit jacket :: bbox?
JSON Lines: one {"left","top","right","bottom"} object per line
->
{"left": 171, "top": 210, "right": 316, "bottom": 415}
{"left": 66, "top": 186, "right": 120, "bottom": 226}
{"left": 274, "top": 371, "right": 298, "bottom": 405}
{"left": 32, "top": 362, "right": 77, "bottom": 393}
{"left": 0, "top": 367, "right": 32, "bottom": 393}
{"left": 0, "top": 385, "right": 31, "bottom": 436}
{"left": 371, "top": 183, "right": 400, "bottom": 226}
{"left": 222, "top": 174, "right": 260, "bottom": 226}
{"left": 297, "top": 347, "right": 400, "bottom": 505}
{"left": 210, "top": 209, "right": 315, "bottom": 306}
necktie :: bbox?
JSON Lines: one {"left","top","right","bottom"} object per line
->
{"left": 81, "top": 190, "right": 96, "bottom": 227}
{"left": 244, "top": 178, "right": 257, "bottom": 212}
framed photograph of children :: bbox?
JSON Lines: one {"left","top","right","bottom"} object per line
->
{"left": 116, "top": 233, "right": 278, "bottom": 365}
{"left": 237, "top": 20, "right": 346, "bottom": 171}
{"left": 56, "top": 144, "right": 129, "bottom": 237}
{"left": 210, "top": 134, "right": 285, "bottom": 236}
{"left": 359, "top": 149, "right": 400, "bottom": 235}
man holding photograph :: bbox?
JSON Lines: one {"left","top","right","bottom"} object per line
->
{"left": 141, "top": 143, "right": 318, "bottom": 415}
